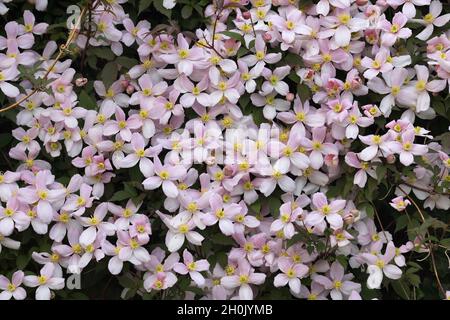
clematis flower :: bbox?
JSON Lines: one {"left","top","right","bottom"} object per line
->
{"left": 274, "top": 257, "right": 309, "bottom": 294}
{"left": 378, "top": 13, "right": 412, "bottom": 47}
{"left": 142, "top": 157, "right": 187, "bottom": 198}
{"left": 414, "top": 0, "right": 450, "bottom": 41}
{"left": 157, "top": 211, "right": 204, "bottom": 252}
{"left": 261, "top": 66, "right": 291, "bottom": 96}
{"left": 0, "top": 270, "right": 26, "bottom": 300}
{"left": 221, "top": 260, "right": 266, "bottom": 300}
{"left": 362, "top": 242, "right": 403, "bottom": 289}
{"left": 161, "top": 34, "right": 205, "bottom": 76}
{"left": 313, "top": 261, "right": 361, "bottom": 300}
{"left": 23, "top": 263, "right": 65, "bottom": 300}
{"left": 390, "top": 196, "right": 411, "bottom": 211}
{"left": 385, "top": 129, "right": 428, "bottom": 166}
{"left": 270, "top": 202, "right": 302, "bottom": 239}
{"left": 173, "top": 249, "right": 210, "bottom": 287}
{"left": 304, "top": 192, "right": 345, "bottom": 230}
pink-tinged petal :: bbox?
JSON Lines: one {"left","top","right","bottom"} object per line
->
{"left": 37, "top": 201, "right": 53, "bottom": 224}
{"left": 366, "top": 265, "right": 383, "bottom": 289}
{"left": 309, "top": 150, "right": 323, "bottom": 169}
{"left": 274, "top": 274, "right": 289, "bottom": 287}
{"left": 312, "top": 192, "right": 328, "bottom": 208}
{"left": 399, "top": 152, "right": 414, "bottom": 166}
{"left": 359, "top": 145, "right": 378, "bottom": 161}
{"left": 35, "top": 286, "right": 51, "bottom": 300}
{"left": 383, "top": 264, "right": 402, "bottom": 280}
{"left": 142, "top": 176, "right": 162, "bottom": 190}
{"left": 108, "top": 256, "right": 123, "bottom": 275}
{"left": 0, "top": 82, "right": 20, "bottom": 98}
{"left": 221, "top": 275, "right": 240, "bottom": 289}
{"left": 0, "top": 218, "right": 14, "bottom": 236}
{"left": 304, "top": 212, "right": 324, "bottom": 226}
{"left": 162, "top": 180, "right": 179, "bottom": 198}
{"left": 334, "top": 25, "right": 351, "bottom": 47}
{"left": 79, "top": 226, "right": 97, "bottom": 247}
{"left": 12, "top": 287, "right": 26, "bottom": 300}
{"left": 239, "top": 283, "right": 253, "bottom": 300}
{"left": 166, "top": 232, "right": 185, "bottom": 252}
{"left": 326, "top": 213, "right": 343, "bottom": 229}
{"left": 218, "top": 219, "right": 234, "bottom": 235}
{"left": 434, "top": 14, "right": 450, "bottom": 27}
{"left": 189, "top": 271, "right": 205, "bottom": 286}
{"left": 289, "top": 278, "right": 301, "bottom": 294}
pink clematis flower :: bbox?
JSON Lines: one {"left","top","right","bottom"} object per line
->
{"left": 390, "top": 196, "right": 411, "bottom": 211}
{"left": 221, "top": 260, "right": 266, "bottom": 300}
{"left": 274, "top": 257, "right": 309, "bottom": 294}
{"left": 103, "top": 106, "right": 141, "bottom": 142}
{"left": 304, "top": 192, "right": 345, "bottom": 230}
{"left": 142, "top": 157, "right": 187, "bottom": 198}
{"left": 161, "top": 34, "right": 205, "bottom": 76}
{"left": 385, "top": 129, "right": 428, "bottom": 166}
{"left": 300, "top": 127, "right": 338, "bottom": 170}
{"left": 0, "top": 270, "right": 26, "bottom": 300}
{"left": 261, "top": 66, "right": 291, "bottom": 96}
{"left": 270, "top": 202, "right": 302, "bottom": 239}
{"left": 378, "top": 13, "right": 412, "bottom": 47}
{"left": 413, "top": 0, "right": 450, "bottom": 41}
{"left": 23, "top": 263, "right": 65, "bottom": 300}
{"left": 361, "top": 48, "right": 393, "bottom": 80}
{"left": 202, "top": 193, "right": 241, "bottom": 236}
{"left": 362, "top": 241, "right": 403, "bottom": 289}
{"left": 18, "top": 170, "right": 65, "bottom": 224}
{"left": 313, "top": 261, "right": 361, "bottom": 300}
{"left": 173, "top": 249, "right": 210, "bottom": 287}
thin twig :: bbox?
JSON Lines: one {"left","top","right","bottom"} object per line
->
{"left": 0, "top": 5, "right": 89, "bottom": 113}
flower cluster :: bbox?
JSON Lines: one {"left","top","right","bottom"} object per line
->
{"left": 0, "top": 0, "right": 449, "bottom": 300}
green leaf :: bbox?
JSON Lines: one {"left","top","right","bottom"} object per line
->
{"left": 101, "top": 62, "right": 118, "bottom": 89}
{"left": 181, "top": 5, "right": 193, "bottom": 19}
{"left": 91, "top": 47, "right": 115, "bottom": 61}
{"left": 79, "top": 90, "right": 98, "bottom": 110}
{"left": 220, "top": 31, "right": 244, "bottom": 43}
{"left": 110, "top": 190, "right": 134, "bottom": 202}
{"left": 0, "top": 133, "right": 12, "bottom": 149}
{"left": 284, "top": 53, "right": 303, "bottom": 67}
{"left": 118, "top": 275, "right": 136, "bottom": 289}
{"left": 440, "top": 238, "right": 450, "bottom": 249}
{"left": 16, "top": 254, "right": 30, "bottom": 270}
{"left": 376, "top": 165, "right": 387, "bottom": 184}
{"left": 267, "top": 198, "right": 282, "bottom": 218}
{"left": 297, "top": 83, "right": 311, "bottom": 103}
{"left": 116, "top": 57, "right": 139, "bottom": 70}
{"left": 139, "top": 0, "right": 154, "bottom": 14}
{"left": 210, "top": 233, "right": 235, "bottom": 246}
{"left": 153, "top": 0, "right": 172, "bottom": 18}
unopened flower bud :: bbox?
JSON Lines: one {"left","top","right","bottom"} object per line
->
{"left": 126, "top": 85, "right": 135, "bottom": 95}
{"left": 344, "top": 213, "right": 355, "bottom": 225}
{"left": 386, "top": 154, "right": 396, "bottom": 164}
{"left": 121, "top": 80, "right": 129, "bottom": 89}
{"left": 286, "top": 93, "right": 295, "bottom": 102}
{"left": 356, "top": 0, "right": 368, "bottom": 5}
{"left": 242, "top": 11, "right": 251, "bottom": 20}
{"left": 75, "top": 78, "right": 87, "bottom": 87}
{"left": 263, "top": 32, "right": 272, "bottom": 42}
{"left": 223, "top": 165, "right": 234, "bottom": 176}
{"left": 205, "top": 156, "right": 216, "bottom": 166}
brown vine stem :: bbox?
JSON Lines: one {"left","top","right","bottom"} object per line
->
{"left": 0, "top": 5, "right": 89, "bottom": 114}
{"left": 398, "top": 185, "right": 446, "bottom": 297}
{"left": 402, "top": 181, "right": 450, "bottom": 197}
